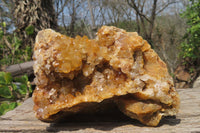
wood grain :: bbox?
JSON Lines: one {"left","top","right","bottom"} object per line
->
{"left": 5, "top": 61, "right": 34, "bottom": 77}
{"left": 0, "top": 88, "right": 200, "bottom": 133}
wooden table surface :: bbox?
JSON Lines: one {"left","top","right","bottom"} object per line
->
{"left": 0, "top": 88, "right": 200, "bottom": 133}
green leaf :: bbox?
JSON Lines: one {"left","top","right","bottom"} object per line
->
{"left": 0, "top": 72, "right": 12, "bottom": 85}
{"left": 0, "top": 29, "right": 3, "bottom": 39}
{"left": 0, "top": 85, "right": 12, "bottom": 98}
{"left": 11, "top": 83, "right": 17, "bottom": 92}
{"left": 18, "top": 84, "right": 27, "bottom": 95}
{"left": 14, "top": 75, "right": 28, "bottom": 84}
{"left": 2, "top": 22, "right": 6, "bottom": 28}
{"left": 4, "top": 72, "right": 12, "bottom": 84}
{"left": 0, "top": 101, "right": 18, "bottom": 116}
{"left": 27, "top": 81, "right": 32, "bottom": 93}
{"left": 0, "top": 102, "right": 9, "bottom": 116}
{"left": 25, "top": 25, "right": 35, "bottom": 35}
{"left": 0, "top": 72, "right": 5, "bottom": 84}
{"left": 9, "top": 102, "right": 18, "bottom": 109}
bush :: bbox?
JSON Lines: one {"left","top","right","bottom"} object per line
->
{"left": 0, "top": 101, "right": 20, "bottom": 116}
{"left": 0, "top": 72, "right": 32, "bottom": 116}
{"left": 180, "top": 0, "right": 200, "bottom": 66}
{"left": 0, "top": 22, "right": 32, "bottom": 66}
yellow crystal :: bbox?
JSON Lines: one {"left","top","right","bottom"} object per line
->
{"left": 32, "top": 26, "right": 179, "bottom": 126}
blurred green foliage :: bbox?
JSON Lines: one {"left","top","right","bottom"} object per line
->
{"left": 180, "top": 0, "right": 200, "bottom": 65}
{"left": 108, "top": 20, "right": 137, "bottom": 32}
{"left": 0, "top": 22, "right": 32, "bottom": 66}
{"left": 0, "top": 101, "right": 20, "bottom": 116}
{"left": 25, "top": 25, "right": 35, "bottom": 35}
{"left": 0, "top": 72, "right": 32, "bottom": 116}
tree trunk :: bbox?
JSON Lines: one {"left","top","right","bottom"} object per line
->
{"left": 69, "top": 0, "right": 76, "bottom": 37}
{"left": 136, "top": 13, "right": 140, "bottom": 34}
{"left": 13, "top": 0, "right": 57, "bottom": 48}
{"left": 148, "top": 0, "right": 157, "bottom": 44}
{"left": 87, "top": 0, "right": 95, "bottom": 29}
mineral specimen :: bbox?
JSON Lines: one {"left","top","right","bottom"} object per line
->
{"left": 32, "top": 26, "right": 180, "bottom": 126}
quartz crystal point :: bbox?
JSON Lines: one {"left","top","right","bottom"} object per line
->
{"left": 32, "top": 26, "right": 179, "bottom": 126}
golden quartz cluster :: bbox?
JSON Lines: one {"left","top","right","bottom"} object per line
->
{"left": 32, "top": 26, "right": 179, "bottom": 126}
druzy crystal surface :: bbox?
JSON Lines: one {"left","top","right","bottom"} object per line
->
{"left": 32, "top": 26, "right": 179, "bottom": 126}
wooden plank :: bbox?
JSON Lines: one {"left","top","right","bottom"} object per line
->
{"left": 5, "top": 61, "right": 34, "bottom": 77}
{"left": 0, "top": 88, "right": 200, "bottom": 132}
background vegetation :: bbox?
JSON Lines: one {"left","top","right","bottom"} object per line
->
{"left": 0, "top": 0, "right": 199, "bottom": 115}
{"left": 180, "top": 0, "right": 200, "bottom": 80}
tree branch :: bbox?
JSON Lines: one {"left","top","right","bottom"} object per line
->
{"left": 3, "top": 36, "right": 12, "bottom": 51}
{"left": 2, "top": 28, "right": 13, "bottom": 51}
{"left": 156, "top": 1, "right": 177, "bottom": 15}
{"left": 140, "top": 0, "right": 146, "bottom": 13}
{"left": 126, "top": 0, "right": 151, "bottom": 23}
{"left": 57, "top": 0, "right": 69, "bottom": 16}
